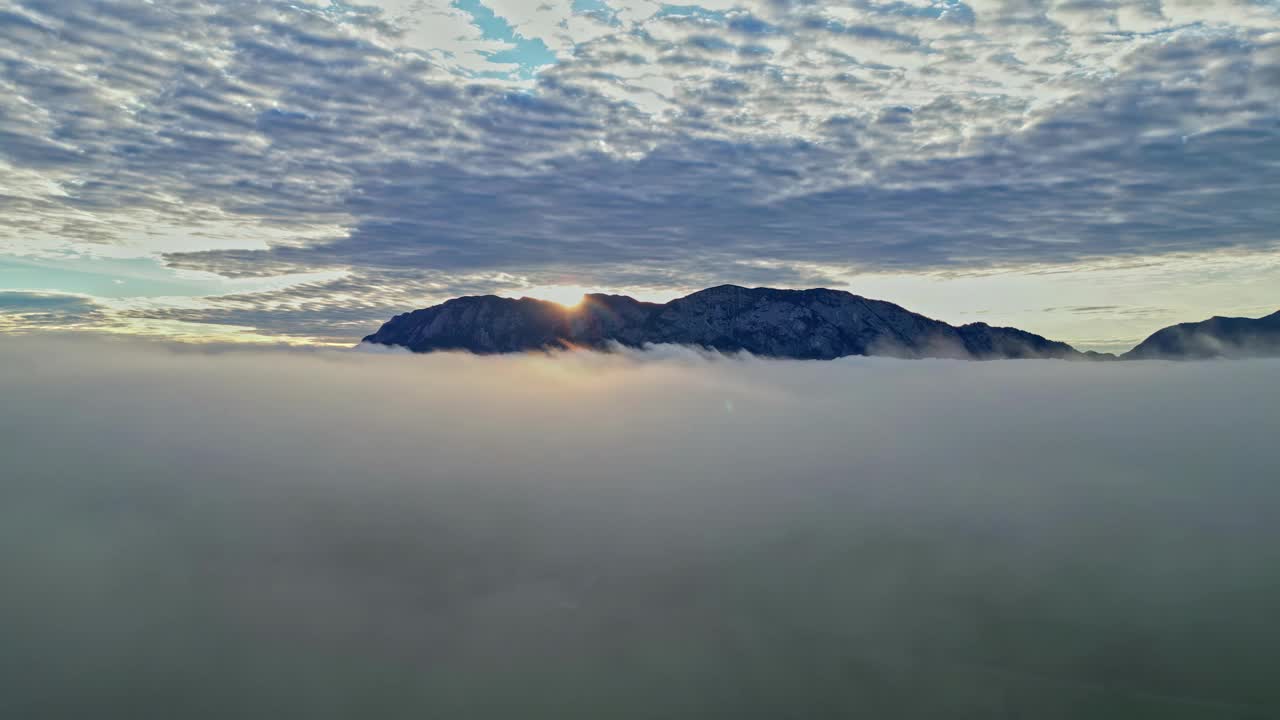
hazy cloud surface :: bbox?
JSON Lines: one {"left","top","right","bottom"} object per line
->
{"left": 3, "top": 338, "right": 1280, "bottom": 717}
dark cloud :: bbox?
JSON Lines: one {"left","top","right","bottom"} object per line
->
{"left": 0, "top": 291, "right": 110, "bottom": 331}
{"left": 0, "top": 291, "right": 98, "bottom": 312}
{"left": 1049, "top": 304, "right": 1168, "bottom": 317}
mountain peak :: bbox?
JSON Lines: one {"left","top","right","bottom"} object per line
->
{"left": 363, "top": 286, "right": 1098, "bottom": 361}
{"left": 1123, "top": 309, "right": 1280, "bottom": 359}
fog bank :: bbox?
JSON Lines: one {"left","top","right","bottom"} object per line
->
{"left": 2, "top": 336, "right": 1279, "bottom": 718}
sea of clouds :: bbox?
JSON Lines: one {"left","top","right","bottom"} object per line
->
{"left": 2, "top": 336, "right": 1279, "bottom": 718}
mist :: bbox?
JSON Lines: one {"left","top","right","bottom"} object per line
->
{"left": 3, "top": 336, "right": 1279, "bottom": 718}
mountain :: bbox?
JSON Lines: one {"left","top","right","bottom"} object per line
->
{"left": 363, "top": 285, "right": 1098, "bottom": 361}
{"left": 1122, "top": 310, "right": 1280, "bottom": 359}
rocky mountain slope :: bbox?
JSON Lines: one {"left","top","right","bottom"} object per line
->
{"left": 363, "top": 285, "right": 1099, "bottom": 360}
{"left": 1123, "top": 310, "right": 1280, "bottom": 359}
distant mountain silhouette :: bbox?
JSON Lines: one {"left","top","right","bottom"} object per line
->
{"left": 1123, "top": 310, "right": 1280, "bottom": 359}
{"left": 363, "top": 285, "right": 1103, "bottom": 360}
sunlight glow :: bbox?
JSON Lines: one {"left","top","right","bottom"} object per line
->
{"left": 515, "top": 285, "right": 590, "bottom": 308}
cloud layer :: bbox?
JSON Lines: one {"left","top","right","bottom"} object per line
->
{"left": 1, "top": 0, "right": 1278, "bottom": 342}
{"left": 3, "top": 337, "right": 1280, "bottom": 716}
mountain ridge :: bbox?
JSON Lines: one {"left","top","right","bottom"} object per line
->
{"left": 364, "top": 285, "right": 1280, "bottom": 360}
{"left": 1123, "top": 310, "right": 1280, "bottom": 359}
{"left": 363, "top": 285, "right": 1105, "bottom": 361}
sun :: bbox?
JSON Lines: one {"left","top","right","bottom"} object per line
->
{"left": 517, "top": 285, "right": 590, "bottom": 308}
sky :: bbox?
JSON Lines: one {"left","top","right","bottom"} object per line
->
{"left": 1, "top": 0, "right": 1278, "bottom": 351}
{"left": 4, "top": 337, "right": 1280, "bottom": 715}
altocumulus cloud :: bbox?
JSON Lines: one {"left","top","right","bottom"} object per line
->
{"left": 1, "top": 0, "right": 1278, "bottom": 340}
{"left": 3, "top": 337, "right": 1280, "bottom": 717}
{"left": 0, "top": 291, "right": 110, "bottom": 332}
